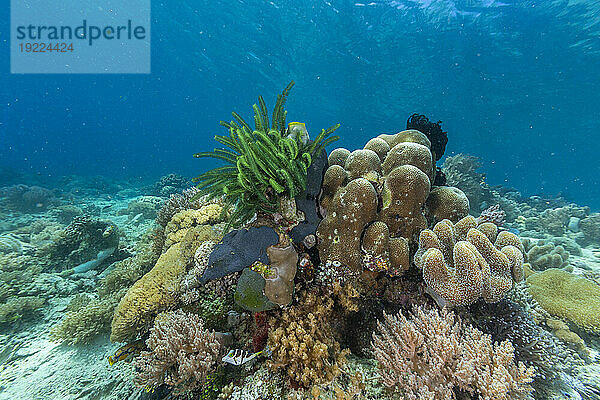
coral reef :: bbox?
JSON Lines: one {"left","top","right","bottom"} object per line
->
{"left": 118, "top": 196, "right": 164, "bottom": 221}
{"left": 372, "top": 306, "right": 535, "bottom": 400}
{"left": 193, "top": 81, "right": 339, "bottom": 226}
{"left": 51, "top": 231, "right": 159, "bottom": 344}
{"left": 522, "top": 238, "right": 570, "bottom": 271}
{"left": 415, "top": 216, "right": 524, "bottom": 306}
{"left": 156, "top": 187, "right": 206, "bottom": 228}
{"left": 0, "top": 184, "right": 56, "bottom": 212}
{"left": 442, "top": 154, "right": 493, "bottom": 213}
{"left": 163, "top": 206, "right": 221, "bottom": 249}
{"left": 465, "top": 299, "right": 583, "bottom": 396}
{"left": 133, "top": 309, "right": 222, "bottom": 393}
{"left": 317, "top": 129, "right": 468, "bottom": 276}
{"left": 526, "top": 268, "right": 600, "bottom": 334}
{"left": 523, "top": 204, "right": 589, "bottom": 237}
{"left": 406, "top": 113, "right": 448, "bottom": 161}
{"left": 268, "top": 289, "right": 349, "bottom": 388}
{"left": 149, "top": 173, "right": 192, "bottom": 197}
{"left": 579, "top": 213, "right": 600, "bottom": 245}
{"left": 110, "top": 226, "right": 209, "bottom": 342}
{"left": 37, "top": 215, "right": 121, "bottom": 272}
{"left": 477, "top": 204, "right": 506, "bottom": 226}
{"left": 202, "top": 226, "right": 278, "bottom": 282}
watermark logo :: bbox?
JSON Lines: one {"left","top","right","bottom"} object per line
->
{"left": 11, "top": 0, "right": 151, "bottom": 74}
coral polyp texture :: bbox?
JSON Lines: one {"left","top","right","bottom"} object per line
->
{"left": 415, "top": 216, "right": 524, "bottom": 306}
{"left": 372, "top": 307, "right": 535, "bottom": 400}
{"left": 526, "top": 268, "right": 600, "bottom": 334}
{"left": 111, "top": 225, "right": 218, "bottom": 342}
{"left": 133, "top": 309, "right": 222, "bottom": 393}
{"left": 317, "top": 129, "right": 469, "bottom": 276}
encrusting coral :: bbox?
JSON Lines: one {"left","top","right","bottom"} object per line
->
{"left": 372, "top": 306, "right": 535, "bottom": 400}
{"left": 317, "top": 129, "right": 469, "bottom": 277}
{"left": 526, "top": 268, "right": 600, "bottom": 334}
{"left": 133, "top": 309, "right": 222, "bottom": 393}
{"left": 414, "top": 215, "right": 524, "bottom": 306}
{"left": 111, "top": 226, "right": 217, "bottom": 342}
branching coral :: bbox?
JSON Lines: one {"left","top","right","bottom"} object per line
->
{"left": 193, "top": 81, "right": 340, "bottom": 226}
{"left": 52, "top": 233, "right": 158, "bottom": 344}
{"left": 372, "top": 306, "right": 534, "bottom": 400}
{"left": 133, "top": 310, "right": 222, "bottom": 393}
{"left": 415, "top": 216, "right": 524, "bottom": 306}
{"left": 267, "top": 289, "right": 349, "bottom": 388}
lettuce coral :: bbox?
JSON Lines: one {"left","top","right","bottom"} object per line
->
{"left": 372, "top": 307, "right": 535, "bottom": 400}
{"left": 526, "top": 268, "right": 600, "bottom": 334}
{"left": 415, "top": 216, "right": 524, "bottom": 306}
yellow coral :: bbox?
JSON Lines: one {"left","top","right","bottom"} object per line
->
{"left": 164, "top": 204, "right": 222, "bottom": 248}
{"left": 527, "top": 268, "right": 600, "bottom": 334}
{"left": 164, "top": 203, "right": 223, "bottom": 249}
{"left": 110, "top": 227, "right": 214, "bottom": 342}
{"left": 268, "top": 290, "right": 348, "bottom": 388}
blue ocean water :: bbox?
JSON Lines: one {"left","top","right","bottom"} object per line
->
{"left": 1, "top": 0, "right": 600, "bottom": 206}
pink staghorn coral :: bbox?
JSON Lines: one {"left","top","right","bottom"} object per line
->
{"left": 133, "top": 309, "right": 221, "bottom": 393}
{"left": 372, "top": 307, "right": 534, "bottom": 400}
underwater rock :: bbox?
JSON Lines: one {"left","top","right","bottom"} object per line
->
{"left": 414, "top": 216, "right": 524, "bottom": 306}
{"left": 567, "top": 216, "right": 580, "bottom": 232}
{"left": 201, "top": 226, "right": 278, "bottom": 283}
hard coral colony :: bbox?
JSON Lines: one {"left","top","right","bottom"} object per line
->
{"left": 30, "top": 83, "right": 597, "bottom": 400}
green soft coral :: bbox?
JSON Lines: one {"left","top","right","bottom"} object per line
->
{"left": 193, "top": 81, "right": 340, "bottom": 226}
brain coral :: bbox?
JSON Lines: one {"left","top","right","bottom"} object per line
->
{"left": 526, "top": 268, "right": 600, "bottom": 334}
{"left": 317, "top": 130, "right": 468, "bottom": 276}
{"left": 414, "top": 216, "right": 524, "bottom": 306}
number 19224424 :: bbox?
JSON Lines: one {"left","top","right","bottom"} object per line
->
{"left": 19, "top": 43, "right": 74, "bottom": 52}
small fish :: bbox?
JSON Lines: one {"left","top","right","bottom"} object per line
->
{"left": 222, "top": 347, "right": 268, "bottom": 366}
{"left": 108, "top": 339, "right": 145, "bottom": 366}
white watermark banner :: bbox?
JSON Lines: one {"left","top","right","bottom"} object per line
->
{"left": 11, "top": 0, "right": 151, "bottom": 74}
